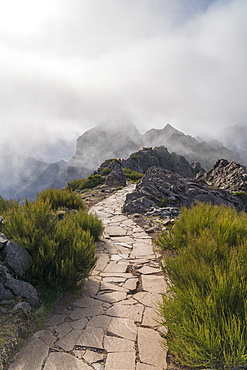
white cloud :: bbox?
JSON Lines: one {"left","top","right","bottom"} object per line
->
{"left": 0, "top": 0, "right": 246, "bottom": 160}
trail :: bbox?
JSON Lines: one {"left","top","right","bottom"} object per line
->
{"left": 9, "top": 185, "right": 167, "bottom": 370}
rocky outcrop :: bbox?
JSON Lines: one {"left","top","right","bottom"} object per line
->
{"left": 123, "top": 167, "right": 244, "bottom": 215}
{"left": 197, "top": 159, "right": 247, "bottom": 193}
{"left": 122, "top": 146, "right": 201, "bottom": 178}
{"left": 0, "top": 236, "right": 39, "bottom": 309}
{"left": 93, "top": 159, "right": 126, "bottom": 187}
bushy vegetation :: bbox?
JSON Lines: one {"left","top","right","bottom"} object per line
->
{"left": 66, "top": 174, "right": 104, "bottom": 192}
{"left": 36, "top": 188, "right": 86, "bottom": 211}
{"left": 158, "top": 203, "right": 247, "bottom": 369}
{"left": 3, "top": 191, "right": 103, "bottom": 291}
{"left": 0, "top": 196, "right": 18, "bottom": 215}
{"left": 122, "top": 168, "right": 144, "bottom": 182}
{"left": 100, "top": 167, "right": 112, "bottom": 176}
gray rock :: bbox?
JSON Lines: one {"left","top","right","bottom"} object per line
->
{"left": 4, "top": 241, "right": 32, "bottom": 278}
{"left": 13, "top": 301, "right": 32, "bottom": 313}
{"left": 0, "top": 281, "right": 14, "bottom": 300}
{"left": 5, "top": 277, "right": 40, "bottom": 308}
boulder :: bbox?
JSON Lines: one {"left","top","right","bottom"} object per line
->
{"left": 3, "top": 241, "right": 32, "bottom": 278}
{"left": 5, "top": 277, "right": 40, "bottom": 308}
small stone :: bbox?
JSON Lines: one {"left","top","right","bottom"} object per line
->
{"left": 77, "top": 326, "right": 104, "bottom": 349}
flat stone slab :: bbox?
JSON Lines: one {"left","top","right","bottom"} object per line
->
{"left": 77, "top": 326, "right": 104, "bottom": 349}
{"left": 113, "top": 242, "right": 132, "bottom": 249}
{"left": 83, "top": 350, "right": 104, "bottom": 364}
{"left": 95, "top": 291, "right": 127, "bottom": 303}
{"left": 70, "top": 318, "right": 88, "bottom": 330}
{"left": 43, "top": 352, "right": 91, "bottom": 370}
{"left": 100, "top": 281, "right": 128, "bottom": 293}
{"left": 106, "top": 304, "right": 144, "bottom": 322}
{"left": 56, "top": 329, "right": 82, "bottom": 351}
{"left": 9, "top": 338, "right": 49, "bottom": 370}
{"left": 104, "top": 335, "right": 135, "bottom": 352}
{"left": 133, "top": 292, "right": 162, "bottom": 308}
{"left": 138, "top": 266, "right": 162, "bottom": 275}
{"left": 87, "top": 314, "right": 112, "bottom": 331}
{"left": 104, "top": 261, "right": 128, "bottom": 273}
{"left": 94, "top": 252, "right": 109, "bottom": 271}
{"left": 142, "top": 307, "right": 160, "bottom": 327}
{"left": 33, "top": 330, "right": 56, "bottom": 346}
{"left": 73, "top": 297, "right": 103, "bottom": 308}
{"left": 130, "top": 243, "right": 154, "bottom": 257}
{"left": 110, "top": 236, "right": 134, "bottom": 243}
{"left": 142, "top": 275, "right": 168, "bottom": 294}
{"left": 55, "top": 322, "right": 72, "bottom": 339}
{"left": 105, "top": 226, "right": 127, "bottom": 236}
{"left": 107, "top": 317, "right": 137, "bottom": 341}
{"left": 83, "top": 277, "right": 101, "bottom": 297}
{"left": 70, "top": 305, "right": 104, "bottom": 320}
{"left": 105, "top": 352, "right": 136, "bottom": 370}
{"left": 122, "top": 277, "right": 138, "bottom": 291}
{"left": 138, "top": 327, "right": 167, "bottom": 368}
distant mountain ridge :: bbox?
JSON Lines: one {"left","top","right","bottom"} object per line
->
{"left": 0, "top": 121, "right": 241, "bottom": 200}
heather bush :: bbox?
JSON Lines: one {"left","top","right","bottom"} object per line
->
{"left": 64, "top": 210, "right": 104, "bottom": 241}
{"left": 3, "top": 197, "right": 99, "bottom": 290}
{"left": 66, "top": 174, "right": 104, "bottom": 192}
{"left": 0, "top": 196, "right": 18, "bottom": 215}
{"left": 122, "top": 168, "right": 144, "bottom": 182}
{"left": 36, "top": 188, "right": 85, "bottom": 211}
{"left": 159, "top": 203, "right": 247, "bottom": 369}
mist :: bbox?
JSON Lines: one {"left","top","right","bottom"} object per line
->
{"left": 0, "top": 0, "right": 247, "bottom": 162}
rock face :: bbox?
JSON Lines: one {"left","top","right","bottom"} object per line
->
{"left": 197, "top": 159, "right": 247, "bottom": 193}
{"left": 122, "top": 146, "right": 202, "bottom": 178}
{"left": 123, "top": 167, "right": 244, "bottom": 215}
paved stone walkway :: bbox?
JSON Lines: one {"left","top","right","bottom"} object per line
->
{"left": 9, "top": 185, "right": 167, "bottom": 370}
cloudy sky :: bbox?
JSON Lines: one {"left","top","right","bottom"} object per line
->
{"left": 0, "top": 0, "right": 246, "bottom": 161}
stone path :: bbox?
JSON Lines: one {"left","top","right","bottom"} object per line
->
{"left": 9, "top": 185, "right": 167, "bottom": 370}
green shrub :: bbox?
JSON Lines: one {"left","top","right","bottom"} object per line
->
{"left": 122, "top": 168, "right": 144, "bottom": 182}
{"left": 0, "top": 196, "right": 18, "bottom": 216}
{"left": 3, "top": 198, "right": 98, "bottom": 291}
{"left": 65, "top": 210, "right": 104, "bottom": 241}
{"left": 159, "top": 203, "right": 247, "bottom": 369}
{"left": 29, "top": 218, "right": 96, "bottom": 290}
{"left": 100, "top": 167, "right": 112, "bottom": 176}
{"left": 3, "top": 199, "right": 57, "bottom": 255}
{"left": 67, "top": 175, "right": 104, "bottom": 192}
{"left": 36, "top": 188, "right": 85, "bottom": 211}
{"left": 156, "top": 202, "right": 247, "bottom": 251}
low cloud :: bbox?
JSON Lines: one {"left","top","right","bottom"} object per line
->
{"left": 0, "top": 0, "right": 246, "bottom": 161}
